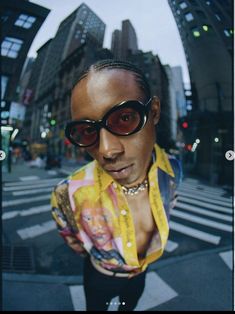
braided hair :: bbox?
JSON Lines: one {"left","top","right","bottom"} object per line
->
{"left": 73, "top": 59, "right": 151, "bottom": 100}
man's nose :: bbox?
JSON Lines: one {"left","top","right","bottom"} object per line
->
{"left": 99, "top": 128, "right": 124, "bottom": 159}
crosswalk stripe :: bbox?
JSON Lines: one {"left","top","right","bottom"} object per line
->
{"left": 4, "top": 177, "right": 62, "bottom": 187}
{"left": 69, "top": 286, "right": 86, "bottom": 311}
{"left": 2, "top": 195, "right": 51, "bottom": 207}
{"left": 219, "top": 250, "right": 233, "bottom": 270}
{"left": 183, "top": 178, "right": 198, "bottom": 183}
{"left": 19, "top": 176, "right": 40, "bottom": 181}
{"left": 69, "top": 272, "right": 178, "bottom": 311}
{"left": 2, "top": 205, "right": 51, "bottom": 220}
{"left": 175, "top": 203, "right": 232, "bottom": 221}
{"left": 179, "top": 184, "right": 231, "bottom": 198}
{"left": 17, "top": 220, "right": 56, "bottom": 240}
{"left": 178, "top": 187, "right": 232, "bottom": 202}
{"left": 47, "top": 170, "right": 58, "bottom": 175}
{"left": 171, "top": 210, "right": 232, "bottom": 232}
{"left": 165, "top": 240, "right": 179, "bottom": 252}
{"left": 13, "top": 187, "right": 53, "bottom": 196}
{"left": 177, "top": 199, "right": 232, "bottom": 213}
{"left": 170, "top": 221, "right": 221, "bottom": 244}
{"left": 3, "top": 181, "right": 59, "bottom": 191}
{"left": 135, "top": 272, "right": 178, "bottom": 310}
{"left": 181, "top": 180, "right": 227, "bottom": 192}
{"left": 177, "top": 191, "right": 232, "bottom": 207}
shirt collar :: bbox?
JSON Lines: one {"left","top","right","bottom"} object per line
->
{"left": 94, "top": 143, "right": 175, "bottom": 195}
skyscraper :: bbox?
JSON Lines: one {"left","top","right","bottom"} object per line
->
{"left": 168, "top": 0, "right": 233, "bottom": 184}
{"left": 1, "top": 0, "right": 50, "bottom": 125}
{"left": 111, "top": 19, "right": 138, "bottom": 59}
{"left": 36, "top": 2, "right": 106, "bottom": 100}
{"left": 111, "top": 30, "right": 122, "bottom": 59}
{"left": 23, "top": 3, "right": 106, "bottom": 145}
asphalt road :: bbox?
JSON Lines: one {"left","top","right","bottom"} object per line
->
{"left": 2, "top": 162, "right": 233, "bottom": 276}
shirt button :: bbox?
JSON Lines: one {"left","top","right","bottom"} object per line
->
{"left": 150, "top": 182, "right": 154, "bottom": 187}
{"left": 127, "top": 242, "right": 132, "bottom": 247}
{"left": 121, "top": 210, "right": 127, "bottom": 215}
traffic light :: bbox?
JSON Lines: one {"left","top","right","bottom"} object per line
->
{"left": 182, "top": 121, "right": 188, "bottom": 129}
{"left": 50, "top": 119, "right": 56, "bottom": 126}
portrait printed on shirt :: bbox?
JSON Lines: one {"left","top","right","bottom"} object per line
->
{"left": 79, "top": 199, "right": 129, "bottom": 270}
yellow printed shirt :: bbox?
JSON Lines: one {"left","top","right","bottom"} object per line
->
{"left": 51, "top": 144, "right": 182, "bottom": 275}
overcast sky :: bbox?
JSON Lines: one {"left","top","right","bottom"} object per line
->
{"left": 29, "top": 0, "right": 190, "bottom": 84}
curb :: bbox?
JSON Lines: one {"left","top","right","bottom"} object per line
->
{"left": 3, "top": 273, "right": 83, "bottom": 285}
{"left": 149, "top": 245, "right": 232, "bottom": 271}
{"left": 3, "top": 246, "right": 231, "bottom": 285}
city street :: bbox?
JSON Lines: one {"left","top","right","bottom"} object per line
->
{"left": 2, "top": 161, "right": 233, "bottom": 311}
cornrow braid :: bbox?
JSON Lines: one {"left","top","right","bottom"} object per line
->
{"left": 73, "top": 59, "right": 151, "bottom": 100}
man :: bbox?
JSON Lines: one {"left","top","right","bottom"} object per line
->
{"left": 51, "top": 59, "right": 182, "bottom": 311}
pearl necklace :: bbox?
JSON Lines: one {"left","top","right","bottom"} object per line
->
{"left": 121, "top": 179, "right": 148, "bottom": 196}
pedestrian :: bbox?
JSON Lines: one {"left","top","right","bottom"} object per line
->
{"left": 51, "top": 59, "right": 182, "bottom": 311}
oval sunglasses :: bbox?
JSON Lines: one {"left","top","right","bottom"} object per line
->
{"left": 65, "top": 97, "right": 152, "bottom": 147}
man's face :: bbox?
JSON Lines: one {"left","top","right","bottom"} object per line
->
{"left": 71, "top": 68, "right": 160, "bottom": 186}
{"left": 80, "top": 206, "right": 112, "bottom": 249}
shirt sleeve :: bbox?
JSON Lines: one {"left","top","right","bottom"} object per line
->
{"left": 51, "top": 186, "right": 87, "bottom": 255}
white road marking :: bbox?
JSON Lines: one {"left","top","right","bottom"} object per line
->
{"left": 135, "top": 272, "right": 178, "bottom": 310}
{"left": 177, "top": 191, "right": 232, "bottom": 207}
{"left": 219, "top": 250, "right": 233, "bottom": 270}
{"left": 19, "top": 176, "right": 40, "bottom": 181}
{"left": 3, "top": 177, "right": 62, "bottom": 187}
{"left": 165, "top": 240, "right": 179, "bottom": 252}
{"left": 3, "top": 180, "right": 59, "bottom": 191}
{"left": 2, "top": 194, "right": 51, "bottom": 207}
{"left": 171, "top": 209, "right": 232, "bottom": 232}
{"left": 69, "top": 285, "right": 86, "bottom": 311}
{"left": 13, "top": 187, "right": 53, "bottom": 196}
{"left": 170, "top": 221, "right": 221, "bottom": 245}
{"left": 175, "top": 203, "right": 232, "bottom": 222}
{"left": 176, "top": 199, "right": 232, "bottom": 213}
{"left": 179, "top": 184, "right": 231, "bottom": 198}
{"left": 47, "top": 170, "right": 58, "bottom": 175}
{"left": 69, "top": 272, "right": 178, "bottom": 311}
{"left": 183, "top": 178, "right": 198, "bottom": 183}
{"left": 2, "top": 205, "right": 51, "bottom": 220}
{"left": 181, "top": 181, "right": 226, "bottom": 192}
{"left": 17, "top": 220, "right": 56, "bottom": 240}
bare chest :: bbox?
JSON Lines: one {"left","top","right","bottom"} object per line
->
{"left": 125, "top": 192, "right": 157, "bottom": 256}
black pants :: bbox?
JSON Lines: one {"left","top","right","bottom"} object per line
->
{"left": 83, "top": 257, "right": 147, "bottom": 311}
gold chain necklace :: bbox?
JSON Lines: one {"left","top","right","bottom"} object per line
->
{"left": 121, "top": 179, "right": 148, "bottom": 196}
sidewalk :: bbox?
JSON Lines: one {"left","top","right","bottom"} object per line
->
{"left": 2, "top": 246, "right": 233, "bottom": 311}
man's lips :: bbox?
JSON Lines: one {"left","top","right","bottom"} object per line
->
{"left": 104, "top": 164, "right": 134, "bottom": 180}
{"left": 104, "top": 164, "right": 133, "bottom": 172}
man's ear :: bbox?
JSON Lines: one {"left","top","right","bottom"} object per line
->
{"left": 151, "top": 96, "right": 161, "bottom": 125}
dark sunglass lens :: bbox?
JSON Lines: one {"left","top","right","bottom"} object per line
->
{"left": 70, "top": 123, "right": 97, "bottom": 146}
{"left": 107, "top": 106, "right": 141, "bottom": 135}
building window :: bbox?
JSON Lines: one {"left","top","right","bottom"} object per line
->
{"left": 215, "top": 13, "right": 221, "bottom": 21}
{"left": 1, "top": 37, "right": 23, "bottom": 58}
{"left": 192, "top": 27, "right": 201, "bottom": 37}
{"left": 188, "top": 0, "right": 197, "bottom": 4}
{"left": 185, "top": 12, "right": 194, "bottom": 22}
{"left": 202, "top": 24, "right": 213, "bottom": 34}
{"left": 15, "top": 14, "right": 36, "bottom": 29}
{"left": 196, "top": 10, "right": 206, "bottom": 19}
{"left": 1, "top": 75, "right": 9, "bottom": 99}
{"left": 1, "top": 10, "right": 12, "bottom": 23}
{"left": 179, "top": 2, "right": 188, "bottom": 9}
{"left": 224, "top": 29, "right": 230, "bottom": 37}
